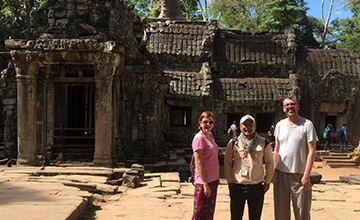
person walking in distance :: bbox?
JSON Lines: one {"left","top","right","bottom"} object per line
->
{"left": 224, "top": 115, "right": 274, "bottom": 220}
{"left": 228, "top": 121, "right": 238, "bottom": 137}
{"left": 323, "top": 123, "right": 333, "bottom": 151}
{"left": 191, "top": 111, "right": 220, "bottom": 220}
{"left": 273, "top": 97, "right": 318, "bottom": 220}
{"left": 268, "top": 123, "right": 276, "bottom": 150}
{"left": 340, "top": 124, "right": 348, "bottom": 151}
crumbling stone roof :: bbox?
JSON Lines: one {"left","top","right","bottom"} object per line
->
{"left": 31, "top": 0, "right": 133, "bottom": 40}
{"left": 215, "top": 77, "right": 293, "bottom": 101}
{"left": 146, "top": 21, "right": 215, "bottom": 57}
{"left": 30, "top": 0, "right": 138, "bottom": 61}
{"left": 164, "top": 70, "right": 208, "bottom": 96}
{"left": 214, "top": 29, "right": 296, "bottom": 65}
{"left": 296, "top": 48, "right": 360, "bottom": 77}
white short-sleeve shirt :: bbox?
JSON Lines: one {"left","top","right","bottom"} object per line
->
{"left": 275, "top": 118, "right": 318, "bottom": 173}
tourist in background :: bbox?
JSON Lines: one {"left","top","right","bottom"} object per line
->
{"left": 323, "top": 123, "right": 333, "bottom": 151}
{"left": 340, "top": 124, "right": 348, "bottom": 151}
{"left": 224, "top": 115, "right": 273, "bottom": 220}
{"left": 191, "top": 111, "right": 220, "bottom": 220}
{"left": 273, "top": 97, "right": 318, "bottom": 220}
{"left": 268, "top": 123, "right": 276, "bottom": 150}
{"left": 227, "top": 121, "right": 238, "bottom": 137}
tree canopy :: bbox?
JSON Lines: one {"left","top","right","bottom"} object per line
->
{"left": 0, "top": 0, "right": 46, "bottom": 49}
{"left": 209, "top": 0, "right": 268, "bottom": 31}
{"left": 0, "top": 0, "right": 358, "bottom": 53}
{"left": 258, "top": 0, "right": 318, "bottom": 47}
{"left": 127, "top": 0, "right": 161, "bottom": 17}
{"left": 328, "top": 0, "right": 360, "bottom": 52}
{"left": 127, "top": 0, "right": 202, "bottom": 20}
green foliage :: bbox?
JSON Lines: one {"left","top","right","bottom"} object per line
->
{"left": 327, "top": 0, "right": 360, "bottom": 53}
{"left": 1, "top": 0, "right": 357, "bottom": 53}
{"left": 258, "top": 0, "right": 318, "bottom": 47}
{"left": 209, "top": 0, "right": 268, "bottom": 31}
{"left": 0, "top": 0, "right": 46, "bottom": 50}
{"left": 126, "top": 0, "right": 161, "bottom": 18}
{"left": 180, "top": 0, "right": 202, "bottom": 21}
{"left": 259, "top": 0, "right": 303, "bottom": 30}
{"left": 209, "top": 0, "right": 319, "bottom": 47}
{"left": 307, "top": 16, "right": 324, "bottom": 44}
{"left": 126, "top": 0, "right": 202, "bottom": 21}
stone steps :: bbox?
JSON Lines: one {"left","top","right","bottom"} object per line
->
{"left": 321, "top": 155, "right": 352, "bottom": 160}
{"left": 327, "top": 162, "right": 358, "bottom": 168}
{"left": 320, "top": 151, "right": 358, "bottom": 168}
{"left": 317, "top": 143, "right": 355, "bottom": 151}
{"left": 323, "top": 159, "right": 355, "bottom": 164}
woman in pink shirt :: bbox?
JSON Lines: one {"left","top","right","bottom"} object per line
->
{"left": 192, "top": 111, "right": 220, "bottom": 220}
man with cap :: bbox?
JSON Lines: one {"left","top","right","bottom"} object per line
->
{"left": 224, "top": 115, "right": 274, "bottom": 220}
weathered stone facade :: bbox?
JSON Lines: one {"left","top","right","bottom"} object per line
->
{"left": 1, "top": 0, "right": 359, "bottom": 169}
{"left": 0, "top": 52, "right": 17, "bottom": 159}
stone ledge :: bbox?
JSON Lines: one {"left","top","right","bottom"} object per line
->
{"left": 5, "top": 39, "right": 123, "bottom": 53}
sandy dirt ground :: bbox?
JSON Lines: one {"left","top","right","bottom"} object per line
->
{"left": 87, "top": 161, "right": 360, "bottom": 220}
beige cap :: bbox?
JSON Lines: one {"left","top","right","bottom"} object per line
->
{"left": 240, "top": 115, "right": 256, "bottom": 124}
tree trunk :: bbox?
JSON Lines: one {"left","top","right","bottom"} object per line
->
{"left": 22, "top": 0, "right": 31, "bottom": 27}
{"left": 159, "top": 0, "right": 185, "bottom": 20}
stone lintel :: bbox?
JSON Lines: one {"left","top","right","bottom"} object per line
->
{"left": 320, "top": 101, "right": 347, "bottom": 113}
{"left": 9, "top": 50, "right": 123, "bottom": 66}
{"left": 5, "top": 39, "right": 123, "bottom": 54}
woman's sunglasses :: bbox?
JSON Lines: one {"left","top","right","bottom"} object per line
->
{"left": 202, "top": 120, "right": 214, "bottom": 125}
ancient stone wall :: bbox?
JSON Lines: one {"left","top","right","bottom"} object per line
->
{"left": 31, "top": 0, "right": 139, "bottom": 61}
{"left": 144, "top": 22, "right": 300, "bottom": 146}
{"left": 0, "top": 53, "right": 17, "bottom": 159}
{"left": 296, "top": 48, "right": 360, "bottom": 144}
{"left": 145, "top": 20, "right": 216, "bottom": 72}
{"left": 212, "top": 29, "right": 296, "bottom": 78}
{"left": 116, "top": 65, "right": 169, "bottom": 164}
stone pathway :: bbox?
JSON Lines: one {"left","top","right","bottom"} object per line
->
{"left": 91, "top": 175, "right": 360, "bottom": 220}
{"left": 1, "top": 163, "right": 360, "bottom": 220}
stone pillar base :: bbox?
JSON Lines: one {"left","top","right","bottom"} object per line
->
{"left": 93, "top": 156, "right": 115, "bottom": 167}
{"left": 16, "top": 158, "right": 33, "bottom": 165}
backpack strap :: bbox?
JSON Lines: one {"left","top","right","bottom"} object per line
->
{"left": 231, "top": 135, "right": 238, "bottom": 167}
{"left": 264, "top": 138, "right": 270, "bottom": 149}
{"left": 232, "top": 135, "right": 238, "bottom": 148}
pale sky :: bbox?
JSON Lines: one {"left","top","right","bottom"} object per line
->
{"left": 306, "top": 0, "right": 352, "bottom": 21}
{"left": 199, "top": 1, "right": 353, "bottom": 21}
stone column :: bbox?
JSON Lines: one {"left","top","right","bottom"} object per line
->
{"left": 15, "top": 62, "right": 38, "bottom": 165}
{"left": 93, "top": 63, "right": 116, "bottom": 167}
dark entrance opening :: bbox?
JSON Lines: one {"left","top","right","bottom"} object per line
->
{"left": 256, "top": 113, "right": 275, "bottom": 133}
{"left": 170, "top": 107, "right": 191, "bottom": 127}
{"left": 324, "top": 115, "right": 337, "bottom": 144}
{"left": 226, "top": 113, "right": 243, "bottom": 133}
{"left": 325, "top": 115, "right": 336, "bottom": 129}
{"left": 52, "top": 83, "right": 95, "bottom": 161}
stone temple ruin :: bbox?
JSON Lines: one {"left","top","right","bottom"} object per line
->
{"left": 0, "top": 0, "right": 359, "bottom": 174}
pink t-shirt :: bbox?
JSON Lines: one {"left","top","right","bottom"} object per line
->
{"left": 192, "top": 133, "right": 220, "bottom": 184}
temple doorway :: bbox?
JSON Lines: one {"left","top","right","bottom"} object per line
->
{"left": 50, "top": 70, "right": 96, "bottom": 161}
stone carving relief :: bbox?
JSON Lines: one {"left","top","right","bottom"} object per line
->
{"left": 312, "top": 70, "right": 356, "bottom": 102}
